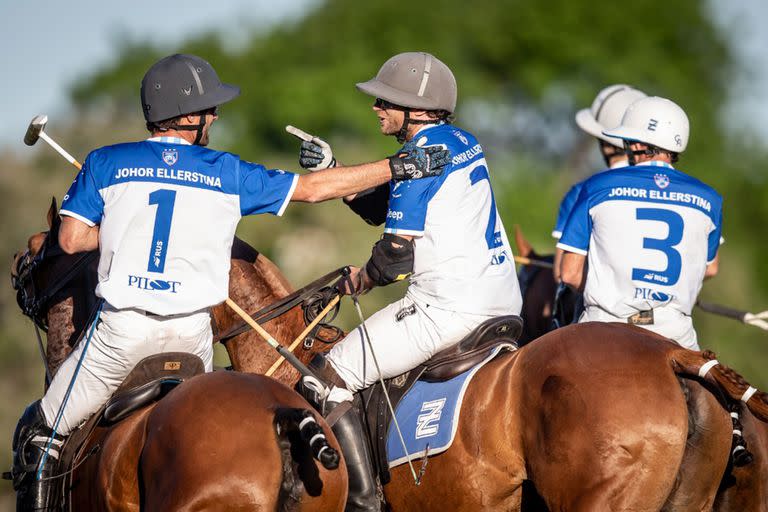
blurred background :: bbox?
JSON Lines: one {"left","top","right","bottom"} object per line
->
{"left": 1, "top": 0, "right": 767, "bottom": 506}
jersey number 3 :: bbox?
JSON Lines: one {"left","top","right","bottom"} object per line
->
{"left": 147, "top": 189, "right": 177, "bottom": 273}
{"left": 631, "top": 207, "right": 683, "bottom": 286}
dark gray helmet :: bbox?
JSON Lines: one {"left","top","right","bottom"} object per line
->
{"left": 356, "top": 52, "right": 457, "bottom": 113}
{"left": 141, "top": 54, "right": 240, "bottom": 122}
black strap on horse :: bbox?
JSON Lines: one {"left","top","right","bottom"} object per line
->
{"left": 214, "top": 266, "right": 346, "bottom": 344}
{"left": 13, "top": 242, "right": 99, "bottom": 331}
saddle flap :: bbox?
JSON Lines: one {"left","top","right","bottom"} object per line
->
{"left": 115, "top": 352, "right": 205, "bottom": 393}
{"left": 421, "top": 315, "right": 522, "bottom": 382}
{"left": 101, "top": 352, "right": 205, "bottom": 425}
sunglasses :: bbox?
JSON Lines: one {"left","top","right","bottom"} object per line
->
{"left": 374, "top": 98, "right": 403, "bottom": 110}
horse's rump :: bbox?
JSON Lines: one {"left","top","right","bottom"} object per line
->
{"left": 139, "top": 372, "right": 347, "bottom": 511}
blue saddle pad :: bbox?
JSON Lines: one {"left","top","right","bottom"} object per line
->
{"left": 386, "top": 344, "right": 514, "bottom": 468}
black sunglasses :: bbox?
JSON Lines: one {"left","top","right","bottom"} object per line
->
{"left": 374, "top": 98, "right": 403, "bottom": 110}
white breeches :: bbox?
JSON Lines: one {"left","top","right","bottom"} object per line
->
{"left": 579, "top": 305, "right": 699, "bottom": 350}
{"left": 326, "top": 293, "right": 495, "bottom": 402}
{"left": 40, "top": 304, "right": 213, "bottom": 435}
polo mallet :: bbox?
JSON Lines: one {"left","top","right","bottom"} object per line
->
{"left": 24, "top": 115, "right": 82, "bottom": 170}
{"left": 695, "top": 301, "right": 768, "bottom": 331}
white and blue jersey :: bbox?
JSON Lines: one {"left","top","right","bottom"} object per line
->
{"left": 384, "top": 124, "right": 522, "bottom": 316}
{"left": 552, "top": 161, "right": 628, "bottom": 240}
{"left": 60, "top": 137, "right": 297, "bottom": 315}
{"left": 557, "top": 161, "right": 722, "bottom": 322}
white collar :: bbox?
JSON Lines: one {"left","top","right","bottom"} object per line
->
{"left": 147, "top": 136, "right": 192, "bottom": 145}
{"left": 636, "top": 160, "right": 674, "bottom": 169}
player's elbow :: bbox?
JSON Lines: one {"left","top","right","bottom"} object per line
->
{"left": 292, "top": 176, "right": 331, "bottom": 203}
{"left": 58, "top": 231, "right": 81, "bottom": 254}
{"left": 704, "top": 260, "right": 719, "bottom": 279}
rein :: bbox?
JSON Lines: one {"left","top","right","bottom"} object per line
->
{"left": 13, "top": 236, "right": 98, "bottom": 331}
{"left": 214, "top": 267, "right": 346, "bottom": 343}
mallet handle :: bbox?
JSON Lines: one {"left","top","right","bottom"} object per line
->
{"left": 225, "top": 297, "right": 320, "bottom": 379}
{"left": 514, "top": 255, "right": 554, "bottom": 269}
{"left": 39, "top": 132, "right": 82, "bottom": 170}
{"left": 265, "top": 294, "right": 340, "bottom": 377}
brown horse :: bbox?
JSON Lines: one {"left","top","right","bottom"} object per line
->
{"left": 208, "top": 238, "right": 768, "bottom": 510}
{"left": 16, "top": 203, "right": 767, "bottom": 511}
{"left": 11, "top": 201, "right": 347, "bottom": 510}
{"left": 513, "top": 226, "right": 768, "bottom": 511}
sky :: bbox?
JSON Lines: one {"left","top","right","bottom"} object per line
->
{"left": 0, "top": 0, "right": 315, "bottom": 149}
{"left": 0, "top": 0, "right": 766, "bottom": 151}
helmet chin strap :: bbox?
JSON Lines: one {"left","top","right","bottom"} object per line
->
{"left": 623, "top": 141, "right": 677, "bottom": 166}
{"left": 168, "top": 114, "right": 207, "bottom": 145}
{"left": 395, "top": 110, "right": 438, "bottom": 143}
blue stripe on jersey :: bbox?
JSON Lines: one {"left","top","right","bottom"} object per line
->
{"left": 553, "top": 181, "right": 585, "bottom": 239}
{"left": 60, "top": 141, "right": 297, "bottom": 222}
{"left": 558, "top": 165, "right": 723, "bottom": 259}
{"left": 469, "top": 166, "right": 503, "bottom": 249}
{"left": 384, "top": 125, "right": 483, "bottom": 235}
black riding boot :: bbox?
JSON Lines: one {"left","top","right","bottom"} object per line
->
{"left": 11, "top": 401, "right": 64, "bottom": 511}
{"left": 327, "top": 400, "right": 381, "bottom": 512}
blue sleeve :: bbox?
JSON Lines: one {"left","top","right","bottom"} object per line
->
{"left": 59, "top": 152, "right": 105, "bottom": 226}
{"left": 707, "top": 205, "right": 723, "bottom": 263}
{"left": 556, "top": 184, "right": 592, "bottom": 255}
{"left": 383, "top": 177, "right": 439, "bottom": 236}
{"left": 553, "top": 182, "right": 583, "bottom": 239}
{"left": 239, "top": 161, "right": 298, "bottom": 216}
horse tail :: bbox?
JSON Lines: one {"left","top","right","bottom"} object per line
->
{"left": 669, "top": 348, "right": 768, "bottom": 422}
{"left": 275, "top": 408, "right": 340, "bottom": 470}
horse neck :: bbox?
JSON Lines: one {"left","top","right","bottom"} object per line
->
{"left": 215, "top": 255, "right": 329, "bottom": 386}
{"left": 40, "top": 255, "right": 100, "bottom": 377}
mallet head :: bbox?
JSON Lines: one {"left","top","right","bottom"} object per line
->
{"left": 24, "top": 114, "right": 48, "bottom": 146}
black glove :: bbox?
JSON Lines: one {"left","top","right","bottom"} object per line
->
{"left": 299, "top": 139, "right": 336, "bottom": 170}
{"left": 285, "top": 125, "right": 336, "bottom": 171}
{"left": 389, "top": 141, "right": 451, "bottom": 181}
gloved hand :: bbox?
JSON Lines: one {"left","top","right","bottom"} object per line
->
{"left": 285, "top": 125, "right": 336, "bottom": 171}
{"left": 389, "top": 140, "right": 451, "bottom": 181}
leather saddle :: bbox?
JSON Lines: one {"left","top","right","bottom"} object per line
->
{"left": 362, "top": 315, "right": 523, "bottom": 483}
{"left": 55, "top": 352, "right": 205, "bottom": 509}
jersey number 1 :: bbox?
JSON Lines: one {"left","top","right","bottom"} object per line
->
{"left": 631, "top": 207, "right": 683, "bottom": 286}
{"left": 147, "top": 189, "right": 176, "bottom": 273}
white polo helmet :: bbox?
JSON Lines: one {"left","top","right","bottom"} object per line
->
{"left": 575, "top": 84, "right": 647, "bottom": 147}
{"left": 603, "top": 96, "right": 689, "bottom": 153}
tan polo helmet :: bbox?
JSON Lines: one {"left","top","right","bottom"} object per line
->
{"left": 356, "top": 52, "right": 457, "bottom": 113}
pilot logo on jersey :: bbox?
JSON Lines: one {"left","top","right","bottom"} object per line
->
{"left": 654, "top": 173, "right": 670, "bottom": 189}
{"left": 162, "top": 149, "right": 178, "bottom": 166}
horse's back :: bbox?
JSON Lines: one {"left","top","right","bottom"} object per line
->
{"left": 140, "top": 371, "right": 346, "bottom": 511}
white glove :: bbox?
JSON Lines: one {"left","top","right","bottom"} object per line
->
{"left": 285, "top": 125, "right": 336, "bottom": 171}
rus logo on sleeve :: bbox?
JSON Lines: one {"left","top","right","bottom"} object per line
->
{"left": 162, "top": 149, "right": 179, "bottom": 166}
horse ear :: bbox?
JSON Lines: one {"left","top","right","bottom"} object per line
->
{"left": 47, "top": 197, "right": 58, "bottom": 229}
{"left": 513, "top": 225, "right": 534, "bottom": 258}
